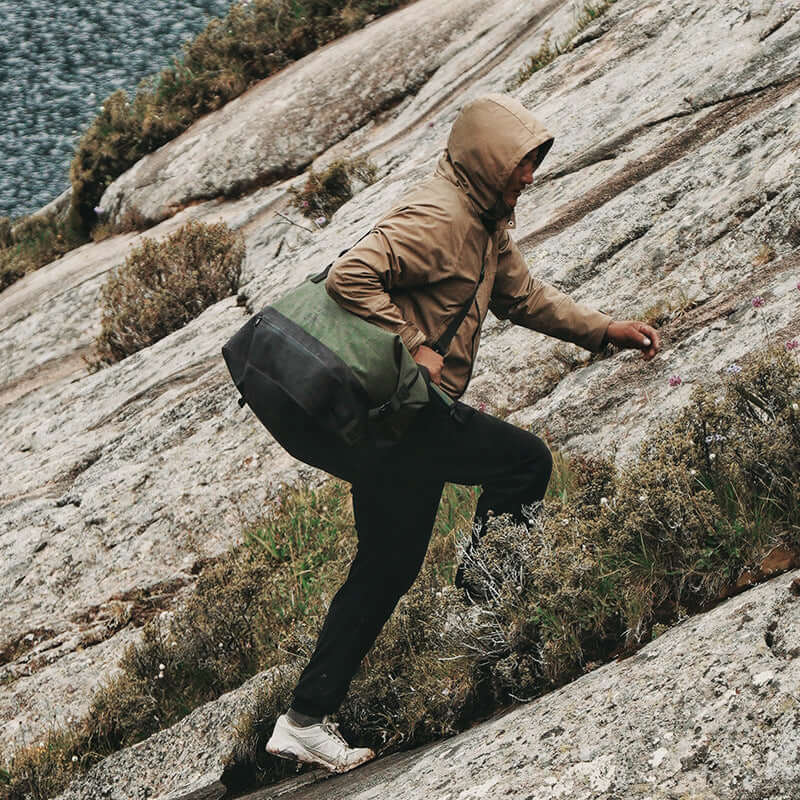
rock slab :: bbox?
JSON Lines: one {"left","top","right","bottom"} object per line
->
{"left": 3, "top": 0, "right": 800, "bottom": 759}
{"left": 55, "top": 571, "right": 800, "bottom": 800}
{"left": 99, "top": 0, "right": 516, "bottom": 226}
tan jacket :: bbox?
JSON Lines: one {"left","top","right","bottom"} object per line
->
{"left": 326, "top": 94, "right": 611, "bottom": 399}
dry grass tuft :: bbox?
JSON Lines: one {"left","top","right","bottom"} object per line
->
{"left": 290, "top": 157, "right": 377, "bottom": 223}
{"left": 511, "top": 1, "right": 618, "bottom": 88}
{"left": 0, "top": 213, "right": 88, "bottom": 292}
{"left": 90, "top": 219, "right": 244, "bottom": 366}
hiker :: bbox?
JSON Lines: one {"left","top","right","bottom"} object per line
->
{"left": 265, "top": 93, "right": 660, "bottom": 772}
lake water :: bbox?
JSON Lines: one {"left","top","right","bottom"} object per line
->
{"left": 0, "top": 0, "right": 232, "bottom": 219}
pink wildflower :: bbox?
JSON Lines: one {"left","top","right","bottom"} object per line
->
{"left": 669, "top": 375, "right": 682, "bottom": 387}
{"left": 751, "top": 296, "right": 765, "bottom": 308}
{"left": 786, "top": 339, "right": 799, "bottom": 351}
{"left": 478, "top": 402, "right": 487, "bottom": 413}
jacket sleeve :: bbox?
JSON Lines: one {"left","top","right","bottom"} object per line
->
{"left": 489, "top": 230, "right": 612, "bottom": 352}
{"left": 326, "top": 204, "right": 466, "bottom": 354}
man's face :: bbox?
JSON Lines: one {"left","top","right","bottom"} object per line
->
{"left": 502, "top": 150, "right": 537, "bottom": 208}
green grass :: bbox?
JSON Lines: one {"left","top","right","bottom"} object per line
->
{"left": 2, "top": 346, "right": 798, "bottom": 799}
{"left": 511, "top": 1, "right": 619, "bottom": 88}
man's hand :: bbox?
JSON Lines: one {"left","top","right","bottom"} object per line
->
{"left": 413, "top": 344, "right": 444, "bottom": 384}
{"left": 606, "top": 320, "right": 661, "bottom": 361}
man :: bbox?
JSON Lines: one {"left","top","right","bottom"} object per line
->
{"left": 265, "top": 94, "right": 660, "bottom": 772}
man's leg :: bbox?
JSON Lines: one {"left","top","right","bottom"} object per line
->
{"left": 377, "top": 402, "right": 553, "bottom": 588}
{"left": 290, "top": 401, "right": 552, "bottom": 714}
{"left": 291, "top": 474, "right": 445, "bottom": 716}
{"left": 266, "top": 398, "right": 551, "bottom": 769}
{"left": 396, "top": 401, "right": 553, "bottom": 521}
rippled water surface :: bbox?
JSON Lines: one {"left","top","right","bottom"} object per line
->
{"left": 0, "top": 0, "right": 232, "bottom": 219}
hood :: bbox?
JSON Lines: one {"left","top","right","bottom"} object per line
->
{"left": 435, "top": 94, "right": 554, "bottom": 212}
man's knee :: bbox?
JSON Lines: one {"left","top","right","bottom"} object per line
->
{"left": 539, "top": 440, "right": 553, "bottom": 484}
{"left": 521, "top": 436, "right": 553, "bottom": 500}
{"left": 378, "top": 543, "right": 428, "bottom": 600}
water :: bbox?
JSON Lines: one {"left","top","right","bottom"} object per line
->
{"left": 0, "top": 0, "right": 233, "bottom": 220}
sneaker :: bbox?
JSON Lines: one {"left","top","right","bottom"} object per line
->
{"left": 265, "top": 713, "right": 375, "bottom": 773}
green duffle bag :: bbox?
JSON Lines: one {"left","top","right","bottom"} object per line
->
{"left": 222, "top": 263, "right": 459, "bottom": 445}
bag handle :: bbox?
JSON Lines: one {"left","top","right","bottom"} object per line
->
{"left": 309, "top": 230, "right": 374, "bottom": 283}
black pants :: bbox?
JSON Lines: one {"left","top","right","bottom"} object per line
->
{"left": 264, "top": 388, "right": 553, "bottom": 716}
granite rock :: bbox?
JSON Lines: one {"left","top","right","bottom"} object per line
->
{"left": 54, "top": 571, "right": 800, "bottom": 800}
{"left": 2, "top": 0, "right": 799, "bottom": 766}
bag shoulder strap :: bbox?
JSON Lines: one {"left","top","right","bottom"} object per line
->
{"left": 430, "top": 257, "right": 486, "bottom": 356}
{"left": 309, "top": 230, "right": 374, "bottom": 284}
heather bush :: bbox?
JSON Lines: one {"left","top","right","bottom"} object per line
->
{"left": 0, "top": 217, "right": 11, "bottom": 249}
{"left": 457, "top": 346, "right": 800, "bottom": 691}
{"left": 91, "top": 219, "right": 244, "bottom": 365}
{"left": 0, "top": 212, "right": 87, "bottom": 292}
{"left": 69, "top": 90, "right": 152, "bottom": 231}
{"left": 69, "top": 1, "right": 409, "bottom": 231}
{"left": 290, "top": 157, "right": 377, "bottom": 223}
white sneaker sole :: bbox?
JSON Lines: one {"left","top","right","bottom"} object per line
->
{"left": 266, "top": 734, "right": 375, "bottom": 774}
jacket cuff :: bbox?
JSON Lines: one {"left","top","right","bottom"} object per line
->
{"left": 598, "top": 319, "right": 613, "bottom": 350}
{"left": 401, "top": 324, "right": 427, "bottom": 355}
{"left": 580, "top": 310, "right": 614, "bottom": 352}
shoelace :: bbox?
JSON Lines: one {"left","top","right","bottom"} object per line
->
{"left": 321, "top": 717, "right": 350, "bottom": 746}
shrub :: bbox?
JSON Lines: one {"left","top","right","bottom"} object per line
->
{"left": 68, "top": 90, "right": 153, "bottom": 232}
{"left": 91, "top": 219, "right": 244, "bottom": 365}
{"left": 69, "top": 1, "right": 409, "bottom": 232}
{"left": 289, "top": 157, "right": 377, "bottom": 222}
{"left": 0, "top": 217, "right": 12, "bottom": 249}
{"left": 0, "top": 213, "right": 88, "bottom": 292}
{"left": 456, "top": 346, "right": 800, "bottom": 690}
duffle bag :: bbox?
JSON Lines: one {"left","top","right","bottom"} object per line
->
{"left": 222, "top": 240, "right": 482, "bottom": 445}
